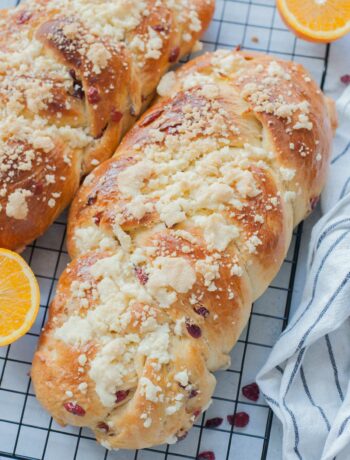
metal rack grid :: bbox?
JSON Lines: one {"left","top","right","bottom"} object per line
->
{"left": 0, "top": 0, "right": 330, "bottom": 459}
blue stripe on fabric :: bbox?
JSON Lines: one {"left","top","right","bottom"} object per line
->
{"left": 296, "top": 272, "right": 350, "bottom": 353}
{"left": 325, "top": 334, "right": 344, "bottom": 401}
{"left": 282, "top": 230, "right": 349, "bottom": 336}
{"left": 331, "top": 141, "right": 350, "bottom": 164}
{"left": 316, "top": 219, "right": 350, "bottom": 251}
{"left": 300, "top": 366, "right": 331, "bottom": 431}
{"left": 338, "top": 416, "right": 350, "bottom": 436}
{"left": 282, "top": 348, "right": 306, "bottom": 460}
{"left": 340, "top": 177, "right": 350, "bottom": 200}
{"left": 282, "top": 403, "right": 303, "bottom": 460}
{"left": 263, "top": 393, "right": 280, "bottom": 407}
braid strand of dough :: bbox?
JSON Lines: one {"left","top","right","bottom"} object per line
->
{"left": 0, "top": 0, "right": 214, "bottom": 251}
{"left": 32, "top": 50, "right": 337, "bottom": 450}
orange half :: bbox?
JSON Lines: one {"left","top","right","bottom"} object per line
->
{"left": 0, "top": 249, "right": 40, "bottom": 346}
{"left": 277, "top": 0, "right": 350, "bottom": 43}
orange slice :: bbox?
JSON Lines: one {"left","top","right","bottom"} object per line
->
{"left": 0, "top": 249, "right": 40, "bottom": 346}
{"left": 277, "top": 0, "right": 350, "bottom": 43}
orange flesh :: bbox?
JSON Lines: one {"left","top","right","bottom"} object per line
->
{"left": 277, "top": 0, "right": 350, "bottom": 42}
{"left": 0, "top": 251, "right": 40, "bottom": 346}
{"left": 292, "top": 0, "right": 349, "bottom": 30}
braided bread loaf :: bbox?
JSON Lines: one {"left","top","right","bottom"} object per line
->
{"left": 32, "top": 50, "right": 336, "bottom": 450}
{"left": 0, "top": 0, "right": 213, "bottom": 251}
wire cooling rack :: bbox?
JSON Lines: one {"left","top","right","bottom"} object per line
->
{"left": 0, "top": 0, "right": 331, "bottom": 459}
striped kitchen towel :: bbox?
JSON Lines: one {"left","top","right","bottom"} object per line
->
{"left": 257, "top": 86, "right": 350, "bottom": 460}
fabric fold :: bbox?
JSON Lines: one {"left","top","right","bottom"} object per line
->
{"left": 257, "top": 86, "right": 350, "bottom": 460}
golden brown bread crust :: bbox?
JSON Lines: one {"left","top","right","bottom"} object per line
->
{"left": 32, "top": 50, "right": 336, "bottom": 450}
{"left": 0, "top": 0, "right": 214, "bottom": 251}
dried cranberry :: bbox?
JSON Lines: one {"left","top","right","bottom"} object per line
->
{"left": 111, "top": 108, "right": 123, "bottom": 123}
{"left": 87, "top": 195, "right": 97, "bottom": 206}
{"left": 93, "top": 212, "right": 103, "bottom": 226}
{"left": 340, "top": 74, "right": 350, "bottom": 85}
{"left": 205, "top": 417, "right": 223, "bottom": 428}
{"left": 186, "top": 320, "right": 202, "bottom": 339}
{"left": 69, "top": 70, "right": 84, "bottom": 99}
{"left": 310, "top": 196, "right": 319, "bottom": 211}
{"left": 134, "top": 266, "right": 149, "bottom": 285}
{"left": 94, "top": 124, "right": 107, "bottom": 140}
{"left": 194, "top": 306, "right": 209, "bottom": 318}
{"left": 189, "top": 389, "right": 198, "bottom": 399}
{"left": 198, "top": 451, "right": 215, "bottom": 460}
{"left": 159, "top": 121, "right": 182, "bottom": 134}
{"left": 169, "top": 47, "right": 180, "bottom": 63}
{"left": 115, "top": 390, "right": 129, "bottom": 403}
{"left": 193, "top": 409, "right": 201, "bottom": 418}
{"left": 227, "top": 411, "right": 249, "bottom": 428}
{"left": 87, "top": 87, "right": 101, "bottom": 104}
{"left": 73, "top": 82, "right": 84, "bottom": 100}
{"left": 152, "top": 24, "right": 165, "bottom": 32}
{"left": 32, "top": 182, "right": 43, "bottom": 195}
{"left": 97, "top": 422, "right": 109, "bottom": 433}
{"left": 177, "top": 431, "right": 188, "bottom": 441}
{"left": 64, "top": 402, "right": 85, "bottom": 416}
{"left": 242, "top": 382, "right": 260, "bottom": 402}
{"left": 140, "top": 109, "right": 163, "bottom": 127}
{"left": 17, "top": 11, "right": 32, "bottom": 24}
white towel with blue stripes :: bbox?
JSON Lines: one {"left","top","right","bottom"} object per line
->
{"left": 257, "top": 86, "right": 350, "bottom": 460}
